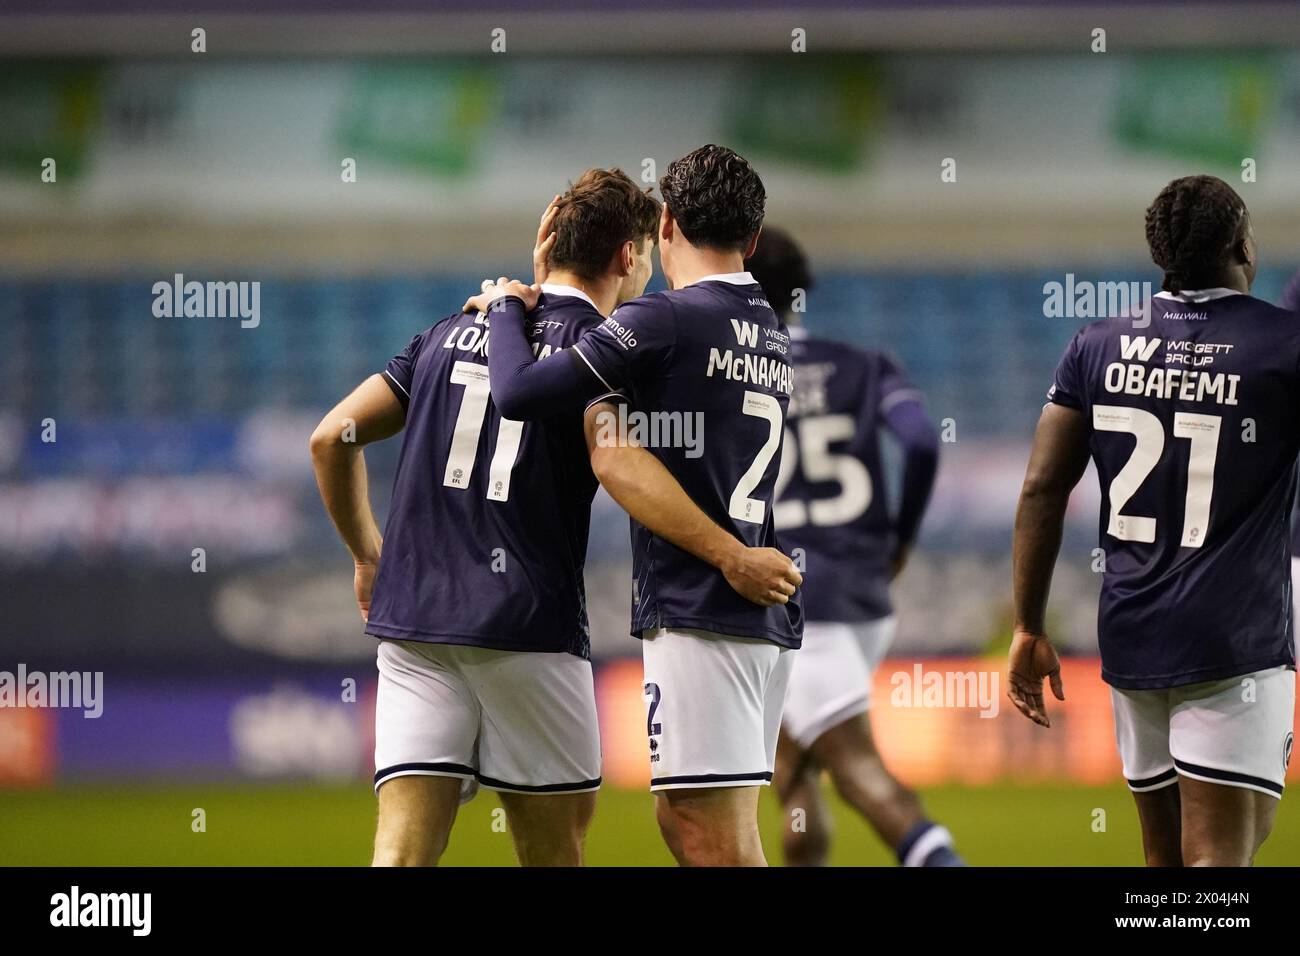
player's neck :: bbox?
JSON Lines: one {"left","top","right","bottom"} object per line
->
{"left": 543, "top": 270, "right": 620, "bottom": 317}
{"left": 666, "top": 248, "right": 747, "bottom": 290}
{"left": 1189, "top": 266, "right": 1250, "bottom": 295}
{"left": 1223, "top": 271, "right": 1251, "bottom": 295}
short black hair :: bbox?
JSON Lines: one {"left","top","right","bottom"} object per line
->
{"left": 659, "top": 144, "right": 765, "bottom": 252}
{"left": 1144, "top": 175, "right": 1248, "bottom": 293}
{"left": 744, "top": 225, "right": 812, "bottom": 318}
{"left": 549, "top": 168, "right": 661, "bottom": 280}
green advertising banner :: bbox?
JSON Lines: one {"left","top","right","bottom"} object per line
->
{"left": 0, "top": 63, "right": 104, "bottom": 182}
{"left": 730, "top": 58, "right": 882, "bottom": 172}
{"left": 337, "top": 62, "right": 499, "bottom": 177}
{"left": 1113, "top": 54, "right": 1281, "bottom": 169}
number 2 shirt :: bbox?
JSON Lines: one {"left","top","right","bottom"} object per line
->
{"left": 1047, "top": 288, "right": 1300, "bottom": 689}
{"left": 570, "top": 273, "right": 803, "bottom": 648}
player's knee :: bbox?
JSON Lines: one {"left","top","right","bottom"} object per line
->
{"left": 576, "top": 793, "right": 598, "bottom": 831}
{"left": 512, "top": 831, "right": 584, "bottom": 867}
{"left": 782, "top": 819, "right": 830, "bottom": 867}
{"left": 780, "top": 787, "right": 831, "bottom": 866}
{"left": 666, "top": 815, "right": 711, "bottom": 864}
{"left": 827, "top": 752, "right": 908, "bottom": 809}
{"left": 1181, "top": 835, "right": 1251, "bottom": 867}
{"left": 372, "top": 801, "right": 450, "bottom": 866}
{"left": 372, "top": 848, "right": 441, "bottom": 867}
{"left": 816, "top": 723, "right": 889, "bottom": 794}
{"left": 654, "top": 797, "right": 693, "bottom": 866}
{"left": 506, "top": 794, "right": 595, "bottom": 866}
{"left": 1139, "top": 824, "right": 1183, "bottom": 868}
{"left": 670, "top": 811, "right": 760, "bottom": 866}
{"left": 1142, "top": 848, "right": 1182, "bottom": 867}
{"left": 1253, "top": 820, "right": 1276, "bottom": 857}
{"left": 372, "top": 830, "right": 447, "bottom": 867}
{"left": 675, "top": 830, "right": 742, "bottom": 866}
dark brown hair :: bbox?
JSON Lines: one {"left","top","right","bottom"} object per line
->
{"left": 659, "top": 144, "right": 765, "bottom": 252}
{"left": 548, "top": 168, "right": 661, "bottom": 280}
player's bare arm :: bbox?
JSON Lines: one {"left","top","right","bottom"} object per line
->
{"left": 583, "top": 400, "right": 802, "bottom": 607}
{"left": 1009, "top": 402, "right": 1091, "bottom": 727}
{"left": 309, "top": 374, "right": 406, "bottom": 620}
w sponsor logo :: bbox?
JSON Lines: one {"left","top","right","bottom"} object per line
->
{"left": 730, "top": 318, "right": 759, "bottom": 348}
{"left": 1118, "top": 335, "right": 1162, "bottom": 362}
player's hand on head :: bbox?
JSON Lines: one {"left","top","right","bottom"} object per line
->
{"left": 1006, "top": 629, "right": 1065, "bottom": 727}
{"left": 533, "top": 195, "right": 560, "bottom": 285}
{"left": 723, "top": 546, "right": 802, "bottom": 607}
{"left": 462, "top": 277, "right": 541, "bottom": 316}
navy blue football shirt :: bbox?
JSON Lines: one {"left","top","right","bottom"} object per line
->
{"left": 1048, "top": 288, "right": 1300, "bottom": 689}
{"left": 489, "top": 273, "right": 803, "bottom": 648}
{"left": 365, "top": 287, "right": 606, "bottom": 658}
{"left": 774, "top": 327, "right": 928, "bottom": 623}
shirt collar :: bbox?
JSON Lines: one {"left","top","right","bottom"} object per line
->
{"left": 540, "top": 283, "right": 598, "bottom": 310}
{"left": 1153, "top": 287, "right": 1240, "bottom": 303}
{"left": 687, "top": 271, "right": 758, "bottom": 288}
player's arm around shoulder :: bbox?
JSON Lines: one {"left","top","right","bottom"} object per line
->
{"left": 578, "top": 291, "right": 678, "bottom": 383}
{"left": 583, "top": 397, "right": 801, "bottom": 607}
{"left": 309, "top": 373, "right": 407, "bottom": 620}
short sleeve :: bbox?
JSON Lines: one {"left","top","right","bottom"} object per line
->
{"left": 571, "top": 295, "right": 676, "bottom": 392}
{"left": 382, "top": 329, "right": 432, "bottom": 410}
{"left": 1046, "top": 332, "right": 1085, "bottom": 411}
{"left": 584, "top": 389, "right": 631, "bottom": 413}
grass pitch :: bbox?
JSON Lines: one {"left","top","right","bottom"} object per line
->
{"left": 2, "top": 780, "right": 1298, "bottom": 866}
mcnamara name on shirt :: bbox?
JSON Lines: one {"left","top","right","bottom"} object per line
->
{"left": 705, "top": 319, "right": 794, "bottom": 395}
{"left": 1103, "top": 334, "right": 1241, "bottom": 407}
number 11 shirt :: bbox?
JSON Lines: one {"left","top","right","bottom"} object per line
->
{"left": 366, "top": 288, "right": 605, "bottom": 658}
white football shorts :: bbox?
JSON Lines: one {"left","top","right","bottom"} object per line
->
{"left": 640, "top": 627, "right": 794, "bottom": 791}
{"left": 781, "top": 616, "right": 897, "bottom": 750}
{"left": 1111, "top": 664, "right": 1296, "bottom": 799}
{"left": 373, "top": 639, "right": 602, "bottom": 798}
